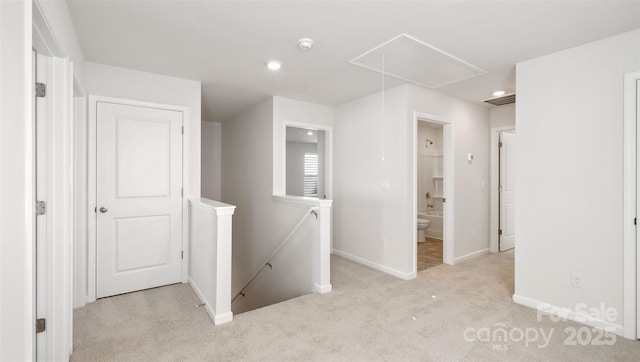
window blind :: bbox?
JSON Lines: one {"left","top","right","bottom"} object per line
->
{"left": 304, "top": 153, "right": 318, "bottom": 197}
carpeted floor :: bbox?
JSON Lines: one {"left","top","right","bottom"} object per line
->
{"left": 417, "top": 237, "right": 443, "bottom": 271}
{"left": 71, "top": 251, "right": 640, "bottom": 361}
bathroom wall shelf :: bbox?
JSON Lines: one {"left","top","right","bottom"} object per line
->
{"left": 432, "top": 176, "right": 443, "bottom": 180}
{"left": 432, "top": 195, "right": 445, "bottom": 199}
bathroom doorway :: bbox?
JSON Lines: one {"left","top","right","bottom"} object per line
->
{"left": 413, "top": 113, "right": 454, "bottom": 273}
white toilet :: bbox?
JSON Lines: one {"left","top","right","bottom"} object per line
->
{"left": 417, "top": 218, "right": 431, "bottom": 243}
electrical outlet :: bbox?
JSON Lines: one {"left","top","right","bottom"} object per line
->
{"left": 382, "top": 238, "right": 387, "bottom": 249}
{"left": 471, "top": 229, "right": 476, "bottom": 238}
{"left": 571, "top": 272, "right": 584, "bottom": 289}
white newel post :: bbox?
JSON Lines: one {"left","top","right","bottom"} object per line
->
{"left": 212, "top": 204, "right": 234, "bottom": 324}
{"left": 314, "top": 199, "right": 333, "bottom": 293}
{"left": 188, "top": 198, "right": 236, "bottom": 326}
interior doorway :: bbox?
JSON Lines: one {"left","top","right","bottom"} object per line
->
{"left": 498, "top": 130, "right": 516, "bottom": 251}
{"left": 413, "top": 113, "right": 455, "bottom": 274}
{"left": 623, "top": 71, "right": 640, "bottom": 339}
{"left": 490, "top": 126, "right": 516, "bottom": 253}
{"left": 88, "top": 96, "right": 189, "bottom": 300}
{"left": 416, "top": 121, "right": 445, "bottom": 270}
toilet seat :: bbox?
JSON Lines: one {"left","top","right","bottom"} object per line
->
{"left": 417, "top": 219, "right": 431, "bottom": 228}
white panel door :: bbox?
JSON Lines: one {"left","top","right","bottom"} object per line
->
{"left": 499, "top": 132, "right": 516, "bottom": 251}
{"left": 96, "top": 101, "right": 183, "bottom": 298}
{"left": 636, "top": 79, "right": 639, "bottom": 339}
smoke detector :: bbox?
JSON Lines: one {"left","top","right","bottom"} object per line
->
{"left": 297, "top": 38, "right": 314, "bottom": 51}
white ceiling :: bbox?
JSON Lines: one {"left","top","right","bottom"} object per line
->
{"left": 67, "top": 1, "right": 640, "bottom": 123}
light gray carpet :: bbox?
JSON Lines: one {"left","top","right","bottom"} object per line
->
{"left": 72, "top": 252, "right": 640, "bottom": 361}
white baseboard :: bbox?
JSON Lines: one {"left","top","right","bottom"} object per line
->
{"left": 513, "top": 294, "right": 624, "bottom": 336}
{"left": 454, "top": 248, "right": 489, "bottom": 264}
{"left": 314, "top": 283, "right": 332, "bottom": 294}
{"left": 332, "top": 249, "right": 416, "bottom": 280}
{"left": 188, "top": 278, "right": 233, "bottom": 326}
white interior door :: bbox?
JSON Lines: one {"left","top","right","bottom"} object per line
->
{"left": 96, "top": 101, "right": 183, "bottom": 298}
{"left": 636, "top": 78, "right": 639, "bottom": 339}
{"left": 499, "top": 131, "right": 516, "bottom": 251}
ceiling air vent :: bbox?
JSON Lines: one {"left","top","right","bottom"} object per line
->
{"left": 484, "top": 93, "right": 516, "bottom": 106}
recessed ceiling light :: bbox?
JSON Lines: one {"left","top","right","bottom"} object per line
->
{"left": 266, "top": 61, "right": 281, "bottom": 71}
{"left": 493, "top": 90, "right": 506, "bottom": 97}
{"left": 297, "top": 38, "right": 314, "bottom": 51}
{"left": 307, "top": 131, "right": 314, "bottom": 136}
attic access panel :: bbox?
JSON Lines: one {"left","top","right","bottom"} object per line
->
{"left": 350, "top": 34, "right": 487, "bottom": 88}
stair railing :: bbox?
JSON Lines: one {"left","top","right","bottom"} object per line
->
{"left": 231, "top": 206, "right": 319, "bottom": 303}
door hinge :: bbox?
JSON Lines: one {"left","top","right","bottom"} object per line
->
{"left": 36, "top": 318, "right": 46, "bottom": 333}
{"left": 35, "top": 83, "right": 46, "bottom": 97}
{"left": 499, "top": 141, "right": 503, "bottom": 148}
{"left": 635, "top": 218, "right": 637, "bottom": 226}
{"left": 35, "top": 201, "right": 46, "bottom": 215}
{"left": 498, "top": 229, "right": 503, "bottom": 236}
{"left": 499, "top": 185, "right": 502, "bottom": 192}
{"left": 181, "top": 251, "right": 184, "bottom": 259}
{"left": 181, "top": 188, "right": 184, "bottom": 197}
{"left": 181, "top": 126, "right": 184, "bottom": 135}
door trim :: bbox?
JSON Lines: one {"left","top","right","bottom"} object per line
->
{"left": 412, "top": 112, "right": 455, "bottom": 271}
{"left": 490, "top": 126, "right": 515, "bottom": 253}
{"left": 623, "top": 70, "right": 640, "bottom": 339}
{"left": 87, "top": 95, "right": 190, "bottom": 302}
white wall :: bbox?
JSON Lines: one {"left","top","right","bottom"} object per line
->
{"left": 84, "top": 62, "right": 201, "bottom": 197}
{"left": 334, "top": 84, "right": 491, "bottom": 277}
{"left": 0, "top": 1, "right": 34, "bottom": 359}
{"left": 202, "top": 121, "right": 222, "bottom": 200}
{"left": 222, "top": 96, "right": 333, "bottom": 312}
{"left": 34, "top": 0, "right": 85, "bottom": 90}
{"left": 273, "top": 96, "right": 334, "bottom": 195}
{"left": 408, "top": 84, "right": 491, "bottom": 260}
{"left": 490, "top": 103, "right": 515, "bottom": 129}
{"left": 286, "top": 141, "right": 317, "bottom": 196}
{"left": 79, "top": 62, "right": 201, "bottom": 304}
{"left": 515, "top": 29, "right": 640, "bottom": 332}
{"left": 223, "top": 98, "right": 274, "bottom": 291}
{"left": 222, "top": 98, "right": 309, "bottom": 311}
{"left": 334, "top": 85, "right": 412, "bottom": 276}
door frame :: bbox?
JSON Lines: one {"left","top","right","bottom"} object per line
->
{"left": 412, "top": 112, "right": 455, "bottom": 271}
{"left": 35, "top": 53, "right": 75, "bottom": 362}
{"left": 623, "top": 70, "right": 640, "bottom": 339}
{"left": 32, "top": 2, "right": 80, "bottom": 359}
{"left": 490, "top": 126, "right": 516, "bottom": 253}
{"left": 87, "top": 95, "right": 190, "bottom": 302}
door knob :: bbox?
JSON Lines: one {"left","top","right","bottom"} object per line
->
{"left": 99, "top": 206, "right": 108, "bottom": 213}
